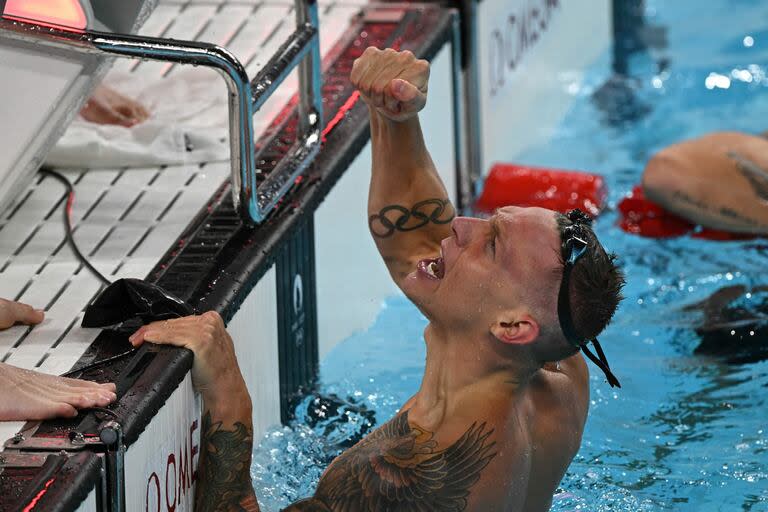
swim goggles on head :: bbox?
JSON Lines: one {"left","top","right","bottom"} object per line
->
{"left": 557, "top": 209, "right": 621, "bottom": 388}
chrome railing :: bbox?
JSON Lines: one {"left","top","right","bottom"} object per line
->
{"left": 0, "top": 0, "right": 323, "bottom": 223}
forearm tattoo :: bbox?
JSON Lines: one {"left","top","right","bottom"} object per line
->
{"left": 369, "top": 198, "right": 455, "bottom": 238}
{"left": 672, "top": 189, "right": 768, "bottom": 230}
{"left": 727, "top": 151, "right": 768, "bottom": 202}
{"left": 196, "top": 411, "right": 259, "bottom": 512}
{"left": 284, "top": 411, "right": 497, "bottom": 511}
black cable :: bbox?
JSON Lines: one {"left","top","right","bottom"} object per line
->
{"left": 60, "top": 347, "right": 138, "bottom": 377}
{"left": 40, "top": 168, "right": 112, "bottom": 286}
{"left": 87, "top": 406, "right": 119, "bottom": 421}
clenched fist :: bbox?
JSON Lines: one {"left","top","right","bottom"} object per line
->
{"left": 350, "top": 47, "right": 430, "bottom": 122}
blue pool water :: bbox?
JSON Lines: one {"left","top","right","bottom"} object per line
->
{"left": 252, "top": 1, "right": 768, "bottom": 510}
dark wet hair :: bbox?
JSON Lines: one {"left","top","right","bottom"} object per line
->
{"left": 555, "top": 214, "right": 625, "bottom": 341}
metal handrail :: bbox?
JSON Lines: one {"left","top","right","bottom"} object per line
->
{"left": 0, "top": 0, "right": 323, "bottom": 224}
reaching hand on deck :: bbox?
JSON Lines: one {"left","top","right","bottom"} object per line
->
{"left": 0, "top": 298, "right": 117, "bottom": 421}
{"left": 0, "top": 362, "right": 117, "bottom": 420}
{"left": 0, "top": 298, "right": 44, "bottom": 330}
{"left": 351, "top": 47, "right": 430, "bottom": 122}
{"left": 130, "top": 312, "right": 260, "bottom": 512}
{"left": 80, "top": 85, "right": 150, "bottom": 128}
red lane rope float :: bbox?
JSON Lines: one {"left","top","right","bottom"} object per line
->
{"left": 475, "top": 163, "right": 606, "bottom": 217}
{"left": 618, "top": 186, "right": 757, "bottom": 241}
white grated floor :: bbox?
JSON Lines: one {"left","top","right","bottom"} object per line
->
{"left": 0, "top": 0, "right": 361, "bottom": 444}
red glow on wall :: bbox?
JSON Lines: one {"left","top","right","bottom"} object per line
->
{"left": 3, "top": 0, "right": 87, "bottom": 31}
{"left": 22, "top": 478, "right": 56, "bottom": 512}
{"left": 321, "top": 91, "right": 361, "bottom": 141}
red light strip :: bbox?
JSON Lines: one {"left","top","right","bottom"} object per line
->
{"left": 3, "top": 0, "right": 87, "bottom": 31}
{"left": 321, "top": 91, "right": 361, "bottom": 141}
{"left": 22, "top": 478, "right": 56, "bottom": 512}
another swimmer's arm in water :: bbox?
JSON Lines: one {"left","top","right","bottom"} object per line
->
{"left": 642, "top": 132, "right": 768, "bottom": 234}
{"left": 351, "top": 47, "right": 455, "bottom": 284}
{"left": 131, "top": 313, "right": 260, "bottom": 512}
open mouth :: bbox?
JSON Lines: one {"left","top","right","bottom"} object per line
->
{"left": 417, "top": 257, "right": 445, "bottom": 280}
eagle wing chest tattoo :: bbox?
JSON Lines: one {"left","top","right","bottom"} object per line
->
{"left": 291, "top": 411, "right": 497, "bottom": 512}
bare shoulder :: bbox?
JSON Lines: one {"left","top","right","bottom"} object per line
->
{"left": 653, "top": 132, "right": 768, "bottom": 162}
{"left": 535, "top": 354, "right": 589, "bottom": 430}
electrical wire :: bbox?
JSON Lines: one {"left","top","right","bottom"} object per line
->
{"left": 40, "top": 168, "right": 112, "bottom": 286}
{"left": 39, "top": 169, "right": 131, "bottom": 378}
{"left": 60, "top": 348, "right": 138, "bottom": 377}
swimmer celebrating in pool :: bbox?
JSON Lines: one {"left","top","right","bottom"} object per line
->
{"left": 132, "top": 47, "right": 625, "bottom": 511}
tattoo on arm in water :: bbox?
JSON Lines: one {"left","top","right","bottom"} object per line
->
{"left": 290, "top": 411, "right": 497, "bottom": 511}
{"left": 369, "top": 198, "right": 455, "bottom": 238}
{"left": 672, "top": 189, "right": 768, "bottom": 230}
{"left": 727, "top": 151, "right": 768, "bottom": 202}
{"left": 197, "top": 411, "right": 259, "bottom": 512}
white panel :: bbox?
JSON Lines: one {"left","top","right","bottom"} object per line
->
{"left": 111, "top": 4, "right": 183, "bottom": 74}
{"left": 73, "top": 489, "right": 99, "bottom": 512}
{"left": 478, "top": 0, "right": 611, "bottom": 169}
{"left": 319, "top": 5, "right": 360, "bottom": 57}
{"left": 164, "top": 5, "right": 255, "bottom": 78}
{"left": 135, "top": 5, "right": 220, "bottom": 78}
{"left": 0, "top": 47, "right": 83, "bottom": 215}
{"left": 125, "top": 374, "right": 201, "bottom": 512}
{"left": 314, "top": 47, "right": 456, "bottom": 359}
{"left": 0, "top": 178, "right": 68, "bottom": 264}
{"left": 227, "top": 266, "right": 281, "bottom": 441}
{"left": 5, "top": 272, "right": 101, "bottom": 369}
{"left": 38, "top": 320, "right": 101, "bottom": 375}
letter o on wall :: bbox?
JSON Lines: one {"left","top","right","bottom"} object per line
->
{"left": 489, "top": 28, "right": 504, "bottom": 96}
{"left": 506, "top": 15, "right": 517, "bottom": 69}
{"left": 166, "top": 454, "right": 177, "bottom": 512}
{"left": 146, "top": 472, "right": 160, "bottom": 512}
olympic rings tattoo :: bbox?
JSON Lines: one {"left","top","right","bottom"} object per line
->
{"left": 369, "top": 198, "right": 455, "bottom": 238}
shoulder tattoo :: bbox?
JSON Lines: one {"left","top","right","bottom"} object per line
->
{"left": 302, "top": 411, "right": 497, "bottom": 511}
{"left": 369, "top": 198, "right": 455, "bottom": 238}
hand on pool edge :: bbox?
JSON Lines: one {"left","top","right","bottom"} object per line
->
{"left": 130, "top": 313, "right": 259, "bottom": 512}
{"left": 129, "top": 312, "right": 249, "bottom": 405}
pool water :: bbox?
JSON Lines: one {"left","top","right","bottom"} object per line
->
{"left": 252, "top": 1, "right": 768, "bottom": 510}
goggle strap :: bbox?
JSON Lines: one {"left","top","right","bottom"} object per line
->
{"left": 581, "top": 341, "right": 621, "bottom": 388}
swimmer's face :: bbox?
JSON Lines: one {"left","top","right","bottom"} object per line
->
{"left": 403, "top": 206, "right": 562, "bottom": 343}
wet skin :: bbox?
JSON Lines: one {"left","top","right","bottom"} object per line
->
{"left": 0, "top": 298, "right": 116, "bottom": 421}
{"left": 129, "top": 47, "right": 592, "bottom": 512}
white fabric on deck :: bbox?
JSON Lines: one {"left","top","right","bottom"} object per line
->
{"left": 45, "top": 68, "right": 230, "bottom": 168}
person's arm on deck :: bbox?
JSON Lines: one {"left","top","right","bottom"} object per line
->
{"left": 130, "top": 313, "right": 260, "bottom": 512}
{"left": 642, "top": 131, "right": 768, "bottom": 234}
{"left": 351, "top": 47, "right": 455, "bottom": 287}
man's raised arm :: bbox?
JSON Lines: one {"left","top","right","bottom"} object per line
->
{"left": 351, "top": 47, "right": 455, "bottom": 287}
